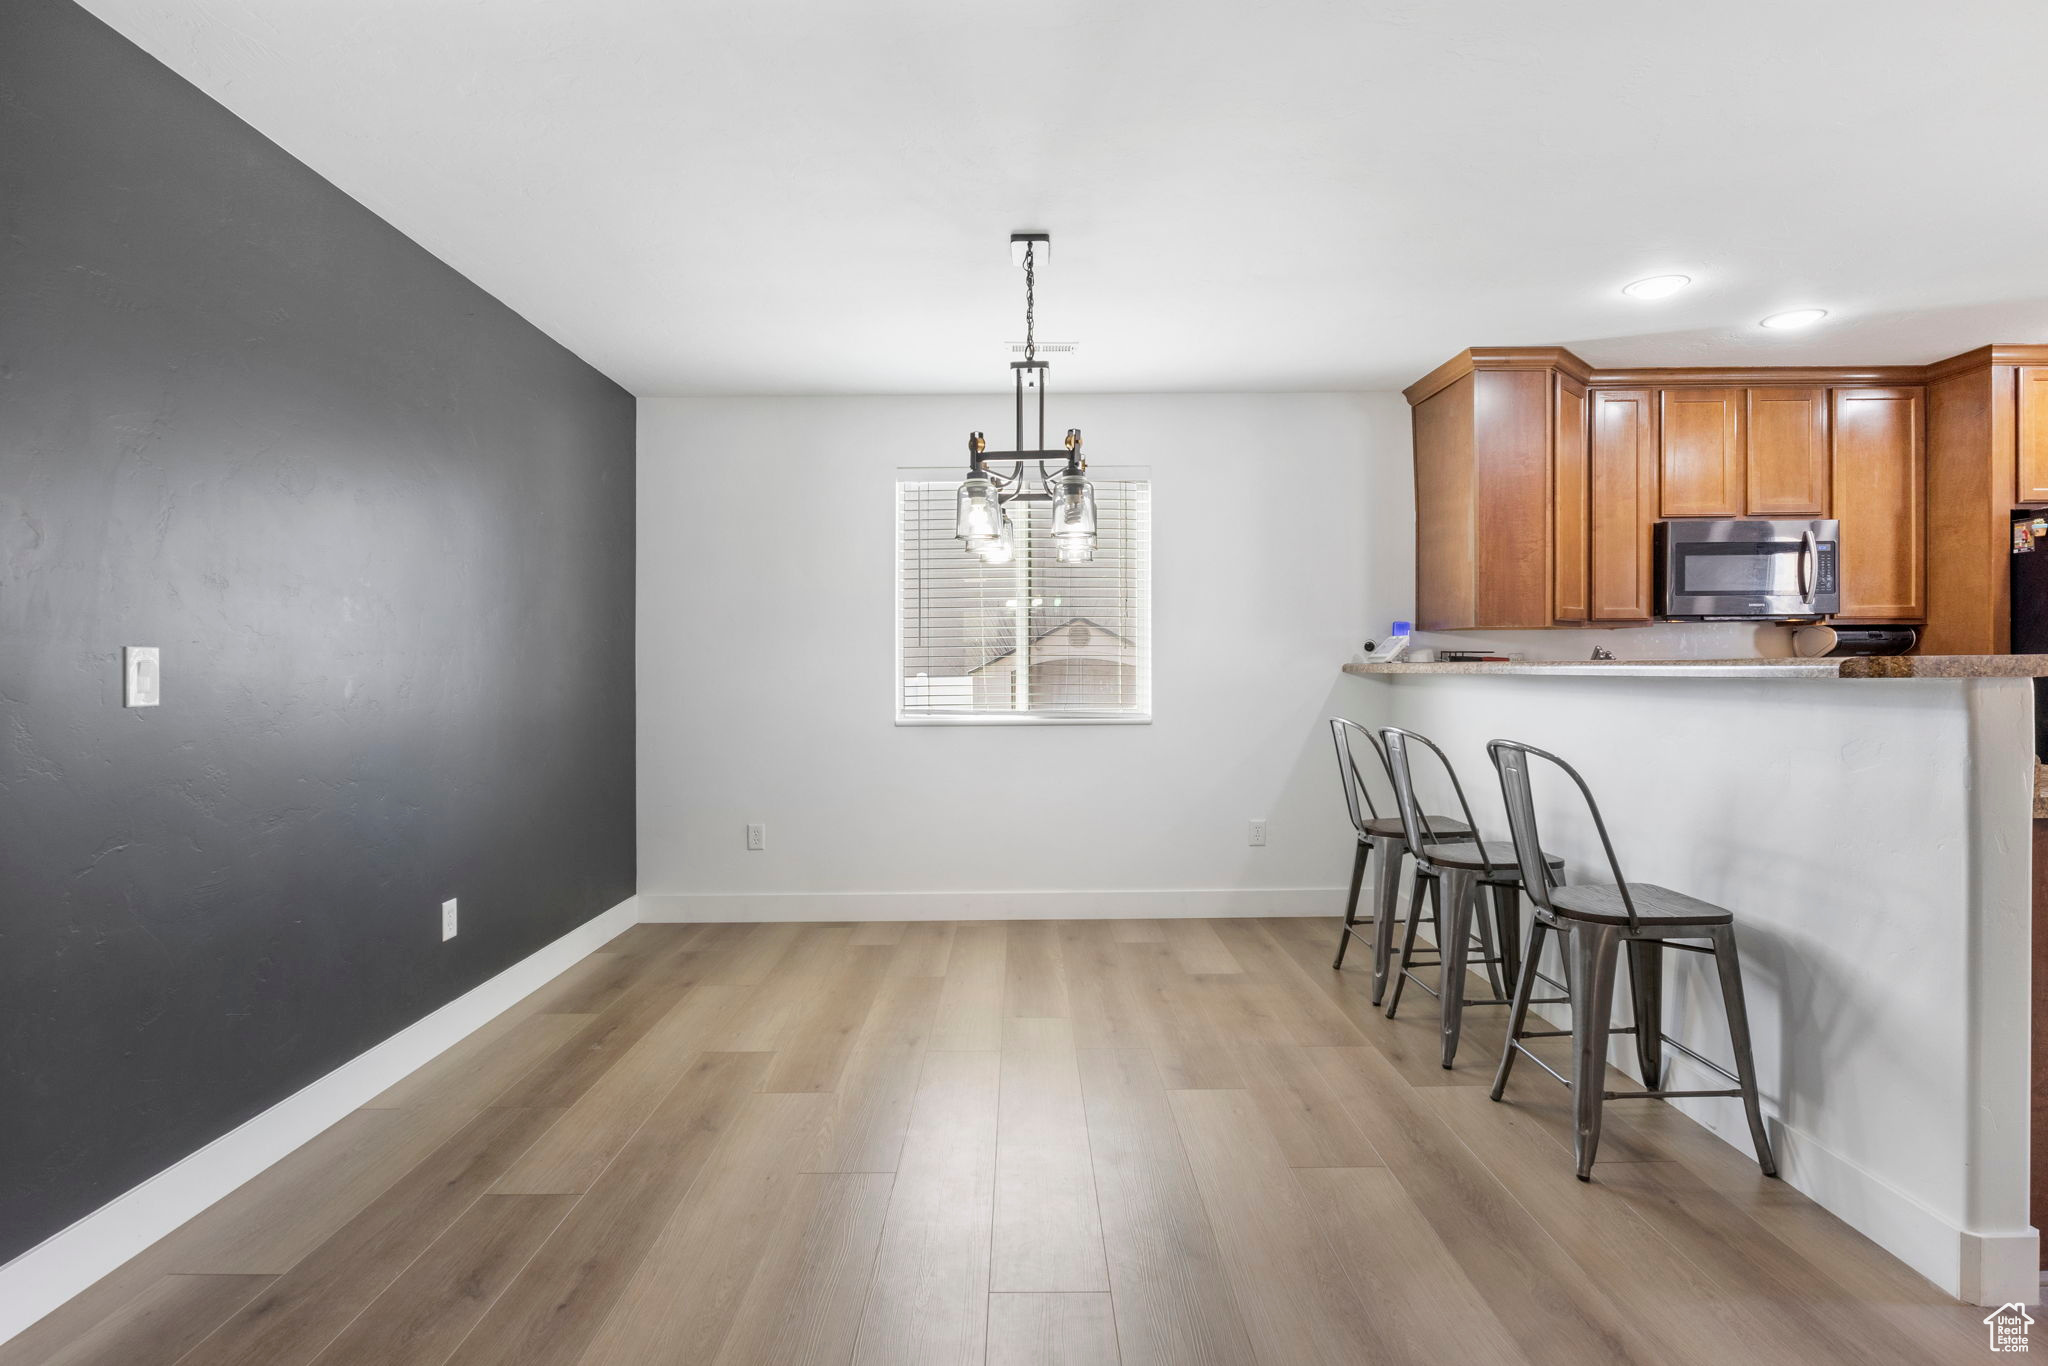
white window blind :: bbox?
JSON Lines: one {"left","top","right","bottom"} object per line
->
{"left": 897, "top": 469, "right": 1151, "bottom": 723}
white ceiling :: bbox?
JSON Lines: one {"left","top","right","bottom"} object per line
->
{"left": 82, "top": 0, "right": 2048, "bottom": 396}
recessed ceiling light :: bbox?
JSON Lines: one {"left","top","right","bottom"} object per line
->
{"left": 1759, "top": 308, "right": 1828, "bottom": 330}
{"left": 1621, "top": 274, "right": 1691, "bottom": 300}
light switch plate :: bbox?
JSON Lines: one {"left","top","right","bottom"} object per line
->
{"left": 124, "top": 647, "right": 160, "bottom": 707}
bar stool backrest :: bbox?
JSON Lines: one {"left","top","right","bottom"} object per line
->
{"left": 1329, "top": 718, "right": 1397, "bottom": 837}
{"left": 1377, "top": 726, "right": 1503, "bottom": 877}
{"left": 1486, "top": 738, "right": 1638, "bottom": 928}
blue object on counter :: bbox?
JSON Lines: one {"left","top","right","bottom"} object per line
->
{"left": 1391, "top": 621, "right": 1411, "bottom": 637}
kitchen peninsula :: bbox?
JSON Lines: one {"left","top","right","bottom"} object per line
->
{"left": 1340, "top": 650, "right": 2037, "bottom": 1307}
{"left": 1335, "top": 343, "right": 2048, "bottom": 1309}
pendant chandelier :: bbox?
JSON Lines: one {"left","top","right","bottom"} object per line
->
{"left": 955, "top": 232, "right": 1097, "bottom": 566}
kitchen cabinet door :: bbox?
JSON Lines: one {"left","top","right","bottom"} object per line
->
{"left": 2018, "top": 366, "right": 2048, "bottom": 503}
{"left": 1831, "top": 386, "right": 1924, "bottom": 621}
{"left": 1589, "top": 388, "right": 1659, "bottom": 622}
{"left": 1553, "top": 373, "right": 1590, "bottom": 622}
{"left": 1745, "top": 387, "right": 1830, "bottom": 516}
{"left": 1659, "top": 388, "right": 1744, "bottom": 517}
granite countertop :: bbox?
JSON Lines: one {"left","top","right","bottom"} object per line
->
{"left": 1342, "top": 654, "right": 2048, "bottom": 680}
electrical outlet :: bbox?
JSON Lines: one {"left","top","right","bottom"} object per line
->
{"left": 441, "top": 898, "right": 458, "bottom": 941}
{"left": 746, "top": 823, "right": 766, "bottom": 851}
{"left": 1248, "top": 819, "right": 1267, "bottom": 847}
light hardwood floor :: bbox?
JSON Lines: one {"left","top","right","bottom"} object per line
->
{"left": 6, "top": 917, "right": 2000, "bottom": 1366}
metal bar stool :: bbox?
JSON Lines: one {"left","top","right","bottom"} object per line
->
{"left": 1328, "top": 718, "right": 1476, "bottom": 1004}
{"left": 1486, "top": 738, "right": 1777, "bottom": 1181}
{"left": 1379, "top": 726, "right": 1565, "bottom": 1068}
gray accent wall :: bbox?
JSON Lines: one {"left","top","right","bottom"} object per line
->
{"left": 0, "top": 0, "right": 636, "bottom": 1262}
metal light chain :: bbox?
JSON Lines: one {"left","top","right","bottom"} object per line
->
{"left": 1023, "top": 241, "right": 1036, "bottom": 363}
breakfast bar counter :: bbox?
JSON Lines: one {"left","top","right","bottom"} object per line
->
{"left": 1337, "top": 656, "right": 2038, "bottom": 1305}
{"left": 1344, "top": 654, "right": 2048, "bottom": 680}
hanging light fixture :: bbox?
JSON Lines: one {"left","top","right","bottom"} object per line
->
{"left": 955, "top": 233, "right": 1098, "bottom": 564}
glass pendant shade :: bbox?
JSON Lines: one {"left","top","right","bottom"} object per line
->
{"left": 1048, "top": 470, "right": 1096, "bottom": 561}
{"left": 955, "top": 475, "right": 1003, "bottom": 547}
{"left": 1048, "top": 472, "right": 1097, "bottom": 539}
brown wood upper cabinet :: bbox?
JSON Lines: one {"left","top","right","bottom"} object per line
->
{"left": 1745, "top": 387, "right": 1831, "bottom": 516}
{"left": 1409, "top": 367, "right": 1555, "bottom": 630}
{"left": 1659, "top": 388, "right": 1744, "bottom": 517}
{"left": 1589, "top": 388, "right": 1658, "bottom": 622}
{"left": 2019, "top": 366, "right": 2048, "bottom": 503}
{"left": 1404, "top": 352, "right": 1658, "bottom": 629}
{"left": 1659, "top": 386, "right": 1829, "bottom": 518}
{"left": 1831, "top": 386, "right": 1924, "bottom": 622}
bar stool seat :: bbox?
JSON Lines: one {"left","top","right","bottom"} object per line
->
{"left": 1550, "top": 882, "right": 1731, "bottom": 926}
{"left": 1420, "top": 841, "right": 1563, "bottom": 881}
{"left": 1362, "top": 814, "right": 1471, "bottom": 840}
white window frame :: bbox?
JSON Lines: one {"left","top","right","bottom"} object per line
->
{"left": 894, "top": 467, "right": 1151, "bottom": 727}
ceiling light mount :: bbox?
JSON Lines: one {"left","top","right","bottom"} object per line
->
{"left": 956, "top": 233, "right": 1097, "bottom": 565}
{"left": 1759, "top": 308, "right": 1829, "bottom": 330}
{"left": 1009, "top": 231, "right": 1050, "bottom": 267}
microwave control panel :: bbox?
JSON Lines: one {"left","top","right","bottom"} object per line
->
{"left": 1816, "top": 543, "right": 1838, "bottom": 593}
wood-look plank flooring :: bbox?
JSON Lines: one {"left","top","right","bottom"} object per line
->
{"left": 7, "top": 917, "right": 1998, "bottom": 1366}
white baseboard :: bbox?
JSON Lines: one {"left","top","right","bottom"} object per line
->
{"left": 1662, "top": 1084, "right": 2037, "bottom": 1306}
{"left": 0, "top": 894, "right": 638, "bottom": 1348}
{"left": 638, "top": 888, "right": 1345, "bottom": 922}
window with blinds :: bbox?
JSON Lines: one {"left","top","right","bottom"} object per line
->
{"left": 897, "top": 469, "right": 1151, "bottom": 723}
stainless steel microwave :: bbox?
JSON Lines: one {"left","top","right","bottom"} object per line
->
{"left": 1655, "top": 518, "right": 1840, "bottom": 620}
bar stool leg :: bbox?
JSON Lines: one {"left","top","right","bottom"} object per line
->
{"left": 1384, "top": 869, "right": 1434, "bottom": 1018}
{"left": 1332, "top": 839, "right": 1371, "bottom": 968}
{"left": 1438, "top": 868, "right": 1478, "bottom": 1068}
{"left": 1490, "top": 883, "right": 1521, "bottom": 1000}
{"left": 1491, "top": 919, "right": 1549, "bottom": 1101}
{"left": 1625, "top": 939, "right": 1664, "bottom": 1090}
{"left": 1710, "top": 925, "right": 1778, "bottom": 1177}
{"left": 1367, "top": 836, "right": 1405, "bottom": 1004}
{"left": 1469, "top": 882, "right": 1504, "bottom": 1001}
{"left": 1567, "top": 922, "right": 1622, "bottom": 1180}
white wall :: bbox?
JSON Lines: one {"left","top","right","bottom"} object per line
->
{"left": 636, "top": 392, "right": 1407, "bottom": 918}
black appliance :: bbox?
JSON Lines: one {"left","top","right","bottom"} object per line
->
{"left": 1655, "top": 518, "right": 1840, "bottom": 621}
{"left": 1792, "top": 625, "right": 1918, "bottom": 657}
{"left": 2008, "top": 516, "right": 2048, "bottom": 761}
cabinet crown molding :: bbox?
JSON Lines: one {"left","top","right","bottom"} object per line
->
{"left": 1920, "top": 345, "right": 2048, "bottom": 385}
{"left": 1403, "top": 347, "right": 1595, "bottom": 405}
{"left": 1405, "top": 344, "right": 2048, "bottom": 404}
